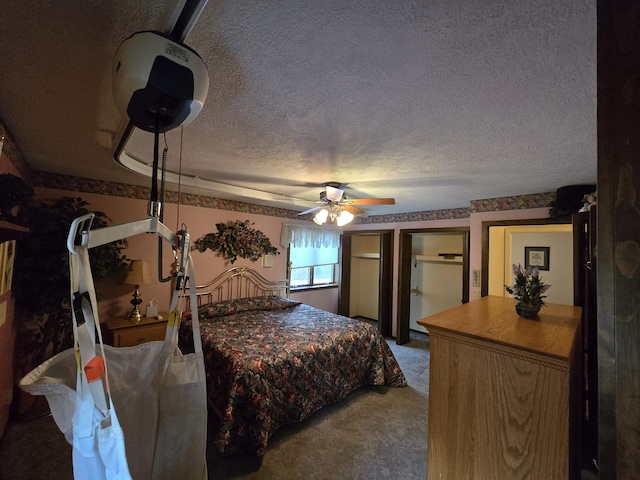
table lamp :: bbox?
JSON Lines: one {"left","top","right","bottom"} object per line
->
{"left": 123, "top": 259, "right": 153, "bottom": 321}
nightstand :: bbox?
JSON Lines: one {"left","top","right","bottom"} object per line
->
{"left": 103, "top": 312, "right": 169, "bottom": 347}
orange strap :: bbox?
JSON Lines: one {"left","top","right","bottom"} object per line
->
{"left": 84, "top": 355, "right": 106, "bottom": 383}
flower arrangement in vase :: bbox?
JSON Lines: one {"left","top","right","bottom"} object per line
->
{"left": 505, "top": 263, "right": 551, "bottom": 319}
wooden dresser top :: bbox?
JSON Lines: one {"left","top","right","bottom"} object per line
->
{"left": 417, "top": 296, "right": 581, "bottom": 361}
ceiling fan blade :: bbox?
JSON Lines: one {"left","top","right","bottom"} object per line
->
{"left": 325, "top": 185, "right": 344, "bottom": 202}
{"left": 349, "top": 197, "right": 396, "bottom": 205}
{"left": 298, "top": 206, "right": 325, "bottom": 216}
{"left": 342, "top": 205, "right": 366, "bottom": 215}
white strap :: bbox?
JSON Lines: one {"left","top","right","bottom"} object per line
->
{"left": 70, "top": 246, "right": 110, "bottom": 415}
{"left": 164, "top": 251, "right": 203, "bottom": 355}
{"left": 187, "top": 252, "right": 203, "bottom": 354}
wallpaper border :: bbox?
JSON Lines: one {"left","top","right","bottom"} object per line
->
{"left": 29, "top": 170, "right": 554, "bottom": 223}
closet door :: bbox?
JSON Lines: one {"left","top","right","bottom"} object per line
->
{"left": 396, "top": 232, "right": 412, "bottom": 345}
{"left": 339, "top": 231, "right": 393, "bottom": 337}
{"left": 378, "top": 232, "right": 393, "bottom": 337}
{"left": 338, "top": 234, "right": 352, "bottom": 317}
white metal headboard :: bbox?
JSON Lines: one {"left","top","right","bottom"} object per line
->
{"left": 183, "top": 266, "right": 291, "bottom": 309}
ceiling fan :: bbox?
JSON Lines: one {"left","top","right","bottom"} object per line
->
{"left": 298, "top": 182, "right": 395, "bottom": 226}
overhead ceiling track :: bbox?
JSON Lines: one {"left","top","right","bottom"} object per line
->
{"left": 117, "top": 149, "right": 311, "bottom": 208}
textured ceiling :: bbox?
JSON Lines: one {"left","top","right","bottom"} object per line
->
{"left": 0, "top": 0, "right": 596, "bottom": 216}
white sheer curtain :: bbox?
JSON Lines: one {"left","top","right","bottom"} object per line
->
{"left": 280, "top": 223, "right": 341, "bottom": 248}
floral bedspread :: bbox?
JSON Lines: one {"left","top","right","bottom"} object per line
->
{"left": 178, "top": 298, "right": 407, "bottom": 456}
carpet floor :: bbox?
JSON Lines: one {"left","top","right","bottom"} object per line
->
{"left": 0, "top": 332, "right": 430, "bottom": 480}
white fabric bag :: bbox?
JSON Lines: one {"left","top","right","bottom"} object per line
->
{"left": 20, "top": 246, "right": 207, "bottom": 479}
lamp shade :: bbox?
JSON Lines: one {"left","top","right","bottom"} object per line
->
{"left": 123, "top": 259, "right": 153, "bottom": 286}
{"left": 336, "top": 210, "right": 354, "bottom": 226}
{"left": 313, "top": 206, "right": 355, "bottom": 226}
{"left": 313, "top": 208, "right": 329, "bottom": 225}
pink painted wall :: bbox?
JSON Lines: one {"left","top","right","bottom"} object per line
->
{"left": 0, "top": 273, "right": 15, "bottom": 436}
{"left": 0, "top": 287, "right": 16, "bottom": 436}
{"left": 35, "top": 188, "right": 301, "bottom": 319}
{"left": 40, "top": 184, "right": 342, "bottom": 316}
{"left": 0, "top": 152, "right": 24, "bottom": 435}
{"left": 0, "top": 156, "right": 21, "bottom": 176}
{"left": 31, "top": 187, "right": 552, "bottom": 342}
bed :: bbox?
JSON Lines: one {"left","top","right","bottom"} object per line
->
{"left": 178, "top": 267, "right": 407, "bottom": 456}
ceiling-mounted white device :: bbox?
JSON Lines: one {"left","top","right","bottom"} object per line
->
{"left": 113, "top": 30, "right": 209, "bottom": 133}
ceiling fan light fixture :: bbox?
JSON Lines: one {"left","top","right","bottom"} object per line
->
{"left": 313, "top": 208, "right": 329, "bottom": 225}
{"left": 336, "top": 209, "right": 354, "bottom": 227}
{"left": 298, "top": 184, "right": 395, "bottom": 224}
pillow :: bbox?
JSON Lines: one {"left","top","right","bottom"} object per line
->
{"left": 198, "top": 296, "right": 300, "bottom": 319}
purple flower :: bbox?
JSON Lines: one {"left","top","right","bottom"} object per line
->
{"left": 504, "top": 263, "right": 551, "bottom": 307}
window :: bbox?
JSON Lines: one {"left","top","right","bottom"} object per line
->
{"left": 281, "top": 223, "right": 341, "bottom": 289}
{"left": 289, "top": 244, "right": 339, "bottom": 289}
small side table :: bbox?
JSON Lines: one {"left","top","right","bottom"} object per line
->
{"left": 102, "top": 312, "right": 169, "bottom": 347}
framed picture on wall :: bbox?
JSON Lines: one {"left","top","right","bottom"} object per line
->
{"left": 524, "top": 246, "right": 550, "bottom": 271}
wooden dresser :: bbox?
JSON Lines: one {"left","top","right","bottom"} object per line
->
{"left": 418, "top": 296, "right": 581, "bottom": 480}
{"left": 103, "top": 313, "right": 169, "bottom": 347}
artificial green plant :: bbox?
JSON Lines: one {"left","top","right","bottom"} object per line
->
{"left": 12, "top": 197, "right": 129, "bottom": 359}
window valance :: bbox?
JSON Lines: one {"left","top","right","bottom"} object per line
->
{"left": 280, "top": 223, "right": 341, "bottom": 248}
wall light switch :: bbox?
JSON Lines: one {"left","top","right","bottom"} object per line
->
{"left": 262, "top": 254, "right": 274, "bottom": 268}
{"left": 472, "top": 269, "right": 480, "bottom": 287}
